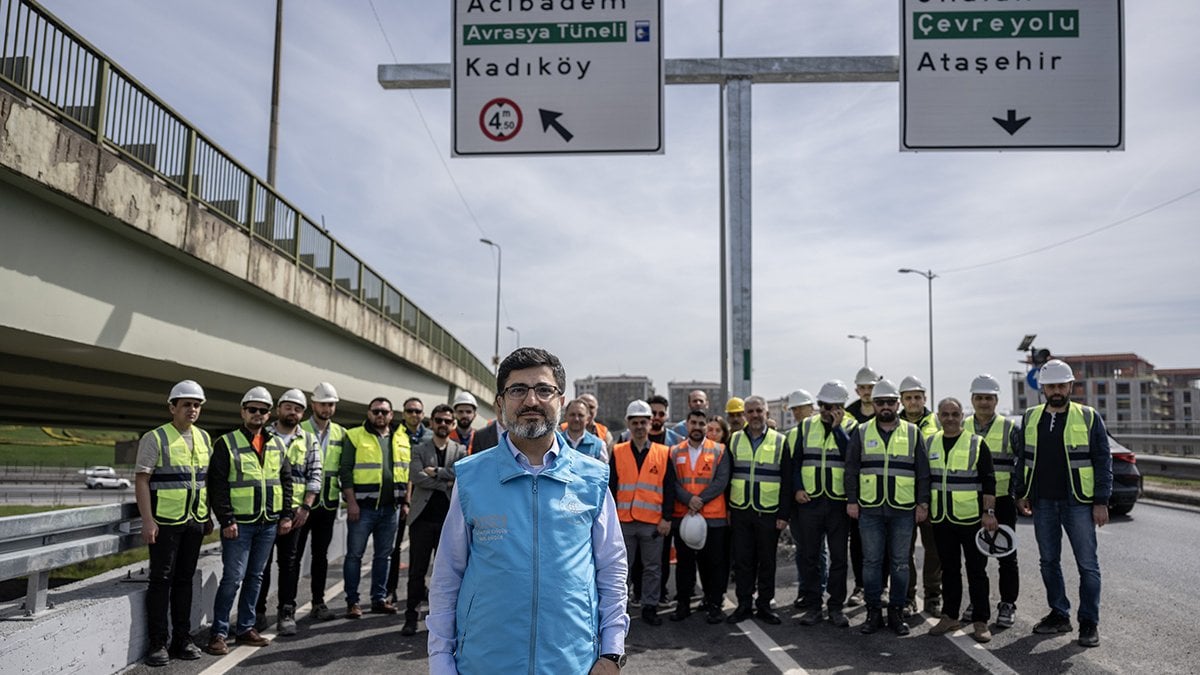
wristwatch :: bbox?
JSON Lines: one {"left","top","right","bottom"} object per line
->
{"left": 599, "top": 653, "right": 627, "bottom": 669}
{"left": 985, "top": 508, "right": 996, "bottom": 516}
{"left": 299, "top": 503, "right": 312, "bottom": 513}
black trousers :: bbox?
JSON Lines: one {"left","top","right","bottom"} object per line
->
{"left": 405, "top": 515, "right": 445, "bottom": 620}
{"left": 257, "top": 522, "right": 301, "bottom": 615}
{"left": 933, "top": 521, "right": 990, "bottom": 622}
{"left": 992, "top": 496, "right": 1020, "bottom": 603}
{"left": 907, "top": 519, "right": 942, "bottom": 603}
{"left": 294, "top": 506, "right": 337, "bottom": 605}
{"left": 850, "top": 516, "right": 864, "bottom": 590}
{"left": 146, "top": 521, "right": 205, "bottom": 647}
{"left": 730, "top": 509, "right": 782, "bottom": 609}
{"left": 673, "top": 522, "right": 729, "bottom": 608}
{"left": 385, "top": 510, "right": 408, "bottom": 600}
{"left": 798, "top": 498, "right": 849, "bottom": 611}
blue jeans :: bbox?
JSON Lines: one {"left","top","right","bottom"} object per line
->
{"left": 344, "top": 503, "right": 398, "bottom": 605}
{"left": 1032, "top": 499, "right": 1101, "bottom": 624}
{"left": 212, "top": 521, "right": 277, "bottom": 637}
{"left": 858, "top": 508, "right": 915, "bottom": 609}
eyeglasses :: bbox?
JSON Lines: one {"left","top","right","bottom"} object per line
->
{"left": 501, "top": 384, "right": 561, "bottom": 401}
{"left": 820, "top": 403, "right": 844, "bottom": 411}
{"left": 370, "top": 408, "right": 392, "bottom": 416}
{"left": 243, "top": 406, "right": 269, "bottom": 415}
{"left": 873, "top": 399, "right": 899, "bottom": 407}
{"left": 432, "top": 418, "right": 454, "bottom": 425}
{"left": 404, "top": 408, "right": 423, "bottom": 414}
{"left": 651, "top": 411, "right": 668, "bottom": 418}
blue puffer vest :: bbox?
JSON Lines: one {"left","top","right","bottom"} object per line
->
{"left": 453, "top": 432, "right": 610, "bottom": 674}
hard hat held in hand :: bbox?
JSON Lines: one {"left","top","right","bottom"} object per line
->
{"left": 680, "top": 512, "right": 707, "bottom": 551}
{"left": 976, "top": 524, "right": 1017, "bottom": 558}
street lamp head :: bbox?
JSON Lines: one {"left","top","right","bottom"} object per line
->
{"left": 479, "top": 237, "right": 495, "bottom": 246}
{"left": 898, "top": 268, "right": 915, "bottom": 274}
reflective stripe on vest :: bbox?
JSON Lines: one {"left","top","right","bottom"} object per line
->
{"left": 729, "top": 428, "right": 785, "bottom": 513}
{"left": 797, "top": 417, "right": 846, "bottom": 500}
{"left": 301, "top": 419, "right": 346, "bottom": 510}
{"left": 1020, "top": 403, "right": 1096, "bottom": 503}
{"left": 613, "top": 441, "right": 669, "bottom": 524}
{"left": 669, "top": 439, "right": 727, "bottom": 519}
{"left": 929, "top": 432, "right": 983, "bottom": 525}
{"left": 965, "top": 414, "right": 1015, "bottom": 497}
{"left": 221, "top": 430, "right": 285, "bottom": 523}
{"left": 857, "top": 420, "right": 919, "bottom": 510}
{"left": 346, "top": 426, "right": 411, "bottom": 502}
{"left": 279, "top": 427, "right": 313, "bottom": 510}
{"left": 148, "top": 423, "right": 210, "bottom": 525}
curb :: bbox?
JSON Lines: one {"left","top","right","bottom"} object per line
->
{"left": 1142, "top": 486, "right": 1200, "bottom": 508}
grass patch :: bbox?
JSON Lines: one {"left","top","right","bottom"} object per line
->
{"left": 1144, "top": 474, "right": 1200, "bottom": 490}
{"left": 0, "top": 504, "right": 77, "bottom": 517}
{"left": 0, "top": 424, "right": 140, "bottom": 469}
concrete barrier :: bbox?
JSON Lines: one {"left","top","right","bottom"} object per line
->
{"left": 0, "top": 513, "right": 349, "bottom": 674}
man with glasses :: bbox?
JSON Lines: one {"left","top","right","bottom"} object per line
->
{"left": 205, "top": 387, "right": 294, "bottom": 655}
{"left": 297, "top": 382, "right": 346, "bottom": 621}
{"left": 428, "top": 348, "right": 629, "bottom": 674}
{"left": 136, "top": 380, "right": 212, "bottom": 666}
{"left": 844, "top": 379, "right": 931, "bottom": 637}
{"left": 792, "top": 381, "right": 856, "bottom": 628}
{"left": 726, "top": 395, "right": 791, "bottom": 626}
{"left": 386, "top": 397, "right": 430, "bottom": 604}
{"left": 340, "top": 397, "right": 410, "bottom": 618}
{"left": 401, "top": 404, "right": 467, "bottom": 637}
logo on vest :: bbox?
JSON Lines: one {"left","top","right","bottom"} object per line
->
{"left": 929, "top": 452, "right": 940, "bottom": 461}
{"left": 472, "top": 514, "right": 508, "bottom": 543}
{"left": 558, "top": 493, "right": 593, "bottom": 524}
{"left": 867, "top": 440, "right": 879, "bottom": 448}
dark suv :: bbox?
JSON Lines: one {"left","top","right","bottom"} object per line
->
{"left": 1107, "top": 435, "right": 1143, "bottom": 516}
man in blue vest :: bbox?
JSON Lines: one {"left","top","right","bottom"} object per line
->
{"left": 135, "top": 379, "right": 212, "bottom": 666}
{"left": 1013, "top": 359, "right": 1112, "bottom": 648}
{"left": 563, "top": 398, "right": 609, "bottom": 461}
{"left": 427, "top": 347, "right": 629, "bottom": 674}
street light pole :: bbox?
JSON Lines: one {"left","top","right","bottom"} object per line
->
{"left": 506, "top": 325, "right": 520, "bottom": 348}
{"left": 898, "top": 268, "right": 937, "bottom": 403}
{"left": 847, "top": 334, "right": 870, "bottom": 367}
{"left": 480, "top": 238, "right": 501, "bottom": 372}
{"left": 267, "top": 0, "right": 283, "bottom": 187}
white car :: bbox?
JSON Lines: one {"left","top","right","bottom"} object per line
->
{"left": 85, "top": 475, "right": 130, "bottom": 489}
{"left": 79, "top": 466, "right": 118, "bottom": 478}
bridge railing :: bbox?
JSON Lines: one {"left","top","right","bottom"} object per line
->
{"left": 0, "top": 503, "right": 142, "bottom": 617}
{"left": 0, "top": 0, "right": 494, "bottom": 389}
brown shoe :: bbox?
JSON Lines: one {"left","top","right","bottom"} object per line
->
{"left": 972, "top": 621, "right": 993, "bottom": 643}
{"left": 346, "top": 603, "right": 363, "bottom": 619}
{"left": 205, "top": 634, "right": 229, "bottom": 656}
{"left": 929, "top": 617, "right": 962, "bottom": 636}
{"left": 371, "top": 600, "right": 399, "bottom": 614}
{"left": 235, "top": 629, "right": 271, "bottom": 647}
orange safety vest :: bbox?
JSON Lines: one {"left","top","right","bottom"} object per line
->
{"left": 613, "top": 441, "right": 669, "bottom": 524}
{"left": 670, "top": 439, "right": 727, "bottom": 520}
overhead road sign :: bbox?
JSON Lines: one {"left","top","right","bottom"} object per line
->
{"left": 452, "top": 0, "right": 663, "bottom": 156}
{"left": 900, "top": 0, "right": 1123, "bottom": 151}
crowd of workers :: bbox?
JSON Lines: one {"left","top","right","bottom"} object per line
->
{"left": 134, "top": 348, "right": 1112, "bottom": 673}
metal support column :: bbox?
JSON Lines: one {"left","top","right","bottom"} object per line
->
{"left": 726, "top": 77, "right": 752, "bottom": 398}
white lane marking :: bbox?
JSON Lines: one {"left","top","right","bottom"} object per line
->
{"left": 914, "top": 587, "right": 1020, "bottom": 675}
{"left": 722, "top": 597, "right": 810, "bottom": 675}
{"left": 200, "top": 539, "right": 409, "bottom": 675}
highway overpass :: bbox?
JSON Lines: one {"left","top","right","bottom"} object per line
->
{"left": 0, "top": 0, "right": 496, "bottom": 430}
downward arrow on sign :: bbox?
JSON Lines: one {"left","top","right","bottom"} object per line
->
{"left": 993, "top": 109, "right": 1031, "bottom": 136}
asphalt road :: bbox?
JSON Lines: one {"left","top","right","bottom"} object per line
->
{"left": 116, "top": 499, "right": 1197, "bottom": 675}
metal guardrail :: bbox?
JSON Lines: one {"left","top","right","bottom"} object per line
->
{"left": 1109, "top": 422, "right": 1200, "bottom": 436}
{"left": 0, "top": 0, "right": 494, "bottom": 388}
{"left": 1137, "top": 454, "right": 1200, "bottom": 483}
{"left": 0, "top": 503, "right": 141, "bottom": 617}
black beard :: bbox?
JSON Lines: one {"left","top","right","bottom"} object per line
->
{"left": 876, "top": 409, "right": 897, "bottom": 423}
{"left": 1047, "top": 394, "right": 1069, "bottom": 407}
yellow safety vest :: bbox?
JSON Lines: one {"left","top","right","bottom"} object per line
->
{"left": 147, "top": 423, "right": 210, "bottom": 525}
{"left": 964, "top": 414, "right": 1016, "bottom": 497}
{"left": 221, "top": 430, "right": 286, "bottom": 523}
{"left": 794, "top": 417, "right": 847, "bottom": 500}
{"left": 905, "top": 411, "right": 940, "bottom": 440}
{"left": 277, "top": 426, "right": 314, "bottom": 510}
{"left": 729, "top": 429, "right": 786, "bottom": 513}
{"left": 929, "top": 432, "right": 983, "bottom": 525}
{"left": 857, "top": 420, "right": 919, "bottom": 510}
{"left": 346, "top": 426, "right": 410, "bottom": 503}
{"left": 301, "top": 419, "right": 346, "bottom": 511}
{"left": 1020, "top": 403, "right": 1097, "bottom": 503}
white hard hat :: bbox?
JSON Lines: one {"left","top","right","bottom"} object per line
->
{"left": 311, "top": 382, "right": 339, "bottom": 403}
{"left": 625, "top": 399, "right": 652, "bottom": 419}
{"left": 899, "top": 375, "right": 926, "bottom": 393}
{"left": 453, "top": 391, "right": 478, "bottom": 409}
{"left": 976, "top": 524, "right": 1017, "bottom": 558}
{"left": 871, "top": 379, "right": 901, "bottom": 400}
{"left": 679, "top": 512, "right": 708, "bottom": 551}
{"left": 241, "top": 386, "right": 273, "bottom": 407}
{"left": 787, "top": 389, "right": 815, "bottom": 409}
{"left": 168, "top": 380, "right": 205, "bottom": 404}
{"left": 817, "top": 381, "right": 850, "bottom": 405}
{"left": 970, "top": 374, "right": 1002, "bottom": 396}
{"left": 279, "top": 388, "right": 307, "bottom": 409}
{"left": 854, "top": 366, "right": 880, "bottom": 386}
{"left": 1038, "top": 359, "right": 1075, "bottom": 386}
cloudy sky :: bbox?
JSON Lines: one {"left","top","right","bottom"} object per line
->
{"left": 39, "top": 1, "right": 1200, "bottom": 411}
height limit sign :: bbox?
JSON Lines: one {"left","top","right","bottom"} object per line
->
{"left": 452, "top": 0, "right": 663, "bottom": 156}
